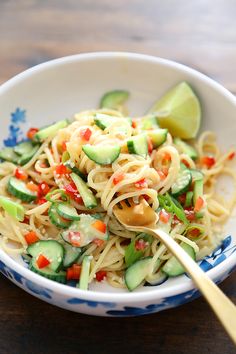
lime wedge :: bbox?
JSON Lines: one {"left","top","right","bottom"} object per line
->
{"left": 148, "top": 82, "right": 201, "bottom": 139}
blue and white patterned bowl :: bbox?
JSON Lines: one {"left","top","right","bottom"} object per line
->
{"left": 0, "top": 52, "right": 235, "bottom": 316}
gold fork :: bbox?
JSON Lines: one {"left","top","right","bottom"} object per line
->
{"left": 113, "top": 199, "right": 236, "bottom": 344}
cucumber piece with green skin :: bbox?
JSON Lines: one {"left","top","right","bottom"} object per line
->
{"left": 61, "top": 214, "right": 108, "bottom": 247}
{"left": 162, "top": 242, "right": 196, "bottom": 276}
{"left": 125, "top": 257, "right": 153, "bottom": 291}
{"left": 14, "top": 141, "right": 34, "bottom": 156}
{"left": 127, "top": 133, "right": 148, "bottom": 157}
{"left": 48, "top": 203, "right": 72, "bottom": 228}
{"left": 94, "top": 113, "right": 131, "bottom": 135}
{"left": 18, "top": 144, "right": 40, "bottom": 166}
{"left": 141, "top": 115, "right": 159, "bottom": 130}
{"left": 185, "top": 191, "right": 193, "bottom": 207}
{"left": 94, "top": 113, "right": 113, "bottom": 130}
{"left": 56, "top": 202, "right": 80, "bottom": 221}
{"left": 64, "top": 162, "right": 87, "bottom": 181}
{"left": 34, "top": 120, "right": 69, "bottom": 142}
{"left": 0, "top": 147, "right": 19, "bottom": 163}
{"left": 82, "top": 144, "right": 121, "bottom": 165}
{"left": 190, "top": 169, "right": 204, "bottom": 182}
{"left": 171, "top": 169, "right": 192, "bottom": 197}
{"left": 193, "top": 179, "right": 203, "bottom": 205}
{"left": 77, "top": 255, "right": 92, "bottom": 290}
{"left": 71, "top": 173, "right": 97, "bottom": 209}
{"left": 0, "top": 196, "right": 25, "bottom": 221}
{"left": 147, "top": 128, "right": 168, "bottom": 148}
{"left": 174, "top": 137, "right": 198, "bottom": 160}
{"left": 7, "top": 177, "right": 37, "bottom": 202}
{"left": 63, "top": 243, "right": 82, "bottom": 268}
{"left": 100, "top": 90, "right": 129, "bottom": 110}
{"left": 30, "top": 259, "right": 66, "bottom": 283}
{"left": 145, "top": 271, "right": 168, "bottom": 286}
{"left": 27, "top": 240, "right": 65, "bottom": 272}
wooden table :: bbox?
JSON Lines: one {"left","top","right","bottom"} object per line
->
{"left": 0, "top": 1, "right": 236, "bottom": 353}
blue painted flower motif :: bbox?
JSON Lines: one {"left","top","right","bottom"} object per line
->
{"left": 198, "top": 236, "right": 236, "bottom": 272}
{"left": 3, "top": 108, "right": 26, "bottom": 147}
{"left": 106, "top": 288, "right": 199, "bottom": 316}
{"left": 67, "top": 297, "right": 116, "bottom": 308}
{"left": 25, "top": 280, "right": 52, "bottom": 299}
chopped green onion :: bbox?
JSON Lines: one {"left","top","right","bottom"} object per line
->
{"left": 158, "top": 193, "right": 188, "bottom": 225}
{"left": 0, "top": 196, "right": 25, "bottom": 221}
{"left": 185, "top": 191, "right": 193, "bottom": 207}
{"left": 185, "top": 223, "right": 205, "bottom": 240}
{"left": 45, "top": 189, "right": 68, "bottom": 202}
{"left": 125, "top": 233, "right": 152, "bottom": 268}
{"left": 61, "top": 151, "right": 70, "bottom": 163}
{"left": 195, "top": 211, "right": 204, "bottom": 219}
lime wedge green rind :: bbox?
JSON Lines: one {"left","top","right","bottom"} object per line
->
{"left": 148, "top": 82, "right": 201, "bottom": 139}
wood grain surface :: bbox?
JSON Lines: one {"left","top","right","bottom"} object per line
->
{"left": 0, "top": 1, "right": 236, "bottom": 353}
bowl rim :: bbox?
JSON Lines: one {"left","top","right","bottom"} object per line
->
{"left": 0, "top": 51, "right": 236, "bottom": 304}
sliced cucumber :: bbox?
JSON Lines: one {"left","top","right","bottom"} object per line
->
{"left": 77, "top": 255, "right": 92, "bottom": 290}
{"left": 48, "top": 203, "right": 72, "bottom": 229}
{"left": 71, "top": 173, "right": 97, "bottom": 209}
{"left": 147, "top": 128, "right": 168, "bottom": 148}
{"left": 141, "top": 115, "right": 159, "bottom": 130}
{"left": 82, "top": 144, "right": 121, "bottom": 165}
{"left": 125, "top": 257, "right": 153, "bottom": 291}
{"left": 162, "top": 242, "right": 196, "bottom": 276}
{"left": 14, "top": 141, "right": 34, "bottom": 156}
{"left": 18, "top": 144, "right": 40, "bottom": 166}
{"left": 61, "top": 214, "right": 108, "bottom": 247}
{"left": 56, "top": 202, "right": 80, "bottom": 221}
{"left": 34, "top": 120, "right": 69, "bottom": 142}
{"left": 0, "top": 147, "right": 19, "bottom": 163}
{"left": 0, "top": 196, "right": 25, "bottom": 221}
{"left": 100, "top": 90, "right": 129, "bottom": 110}
{"left": 145, "top": 270, "right": 168, "bottom": 286}
{"left": 171, "top": 169, "right": 192, "bottom": 197}
{"left": 7, "top": 177, "right": 37, "bottom": 202}
{"left": 94, "top": 113, "right": 113, "bottom": 130}
{"left": 63, "top": 243, "right": 82, "bottom": 268}
{"left": 193, "top": 179, "right": 203, "bottom": 205}
{"left": 127, "top": 133, "right": 148, "bottom": 157}
{"left": 174, "top": 137, "right": 198, "bottom": 160}
{"left": 30, "top": 259, "right": 66, "bottom": 283}
{"left": 190, "top": 169, "right": 204, "bottom": 182}
{"left": 27, "top": 240, "right": 64, "bottom": 272}
{"left": 64, "top": 162, "right": 87, "bottom": 181}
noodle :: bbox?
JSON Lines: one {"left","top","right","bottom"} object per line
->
{"left": 0, "top": 106, "right": 235, "bottom": 290}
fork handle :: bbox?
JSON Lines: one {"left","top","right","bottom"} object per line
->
{"left": 140, "top": 226, "right": 236, "bottom": 344}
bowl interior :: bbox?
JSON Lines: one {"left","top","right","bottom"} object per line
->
{"left": 0, "top": 52, "right": 235, "bottom": 295}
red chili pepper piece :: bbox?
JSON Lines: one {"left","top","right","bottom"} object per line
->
{"left": 95, "top": 270, "right": 107, "bottom": 282}
{"left": 27, "top": 127, "right": 39, "bottom": 140}
{"left": 135, "top": 239, "right": 147, "bottom": 250}
{"left": 66, "top": 264, "right": 82, "bottom": 280}
{"left": 24, "top": 231, "right": 39, "bottom": 245}
{"left": 37, "top": 254, "right": 50, "bottom": 269}
{"left": 38, "top": 182, "right": 50, "bottom": 197}
{"left": 15, "top": 168, "right": 28, "bottom": 181}
{"left": 64, "top": 182, "right": 83, "bottom": 204}
{"left": 55, "top": 164, "right": 71, "bottom": 175}
{"left": 201, "top": 156, "right": 215, "bottom": 168}
{"left": 80, "top": 128, "right": 92, "bottom": 141}
{"left": 113, "top": 173, "right": 124, "bottom": 185}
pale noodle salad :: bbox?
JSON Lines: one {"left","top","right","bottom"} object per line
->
{"left": 0, "top": 82, "right": 235, "bottom": 291}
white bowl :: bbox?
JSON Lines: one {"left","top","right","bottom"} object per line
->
{"left": 0, "top": 52, "right": 235, "bottom": 316}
